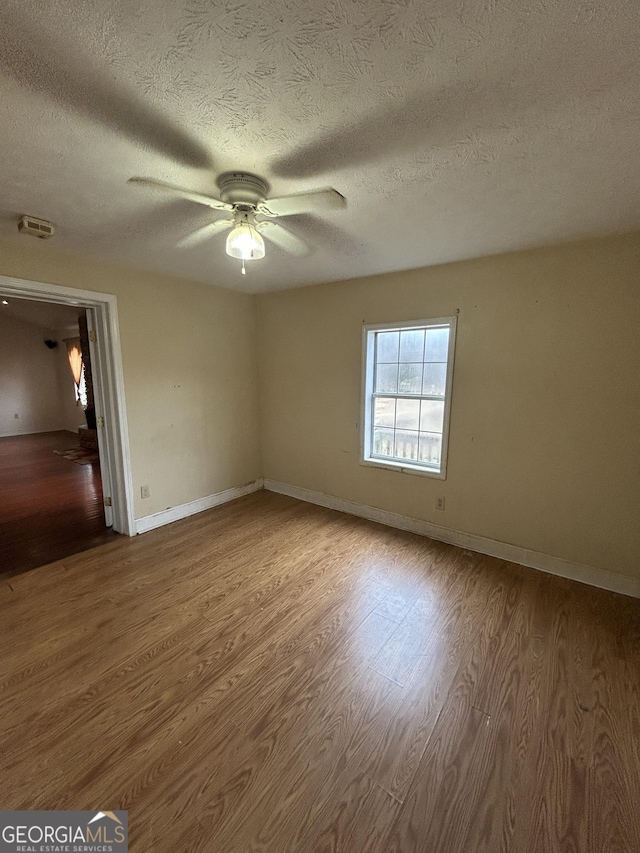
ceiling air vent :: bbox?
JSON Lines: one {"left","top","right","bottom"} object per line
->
{"left": 18, "top": 215, "right": 55, "bottom": 239}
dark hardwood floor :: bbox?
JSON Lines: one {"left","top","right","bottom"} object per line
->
{"left": 0, "top": 490, "right": 638, "bottom": 851}
{"left": 0, "top": 430, "right": 116, "bottom": 579}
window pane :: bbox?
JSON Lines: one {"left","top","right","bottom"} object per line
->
{"left": 376, "top": 331, "right": 399, "bottom": 363}
{"left": 376, "top": 362, "right": 398, "bottom": 393}
{"left": 399, "top": 329, "right": 425, "bottom": 363}
{"left": 398, "top": 362, "right": 422, "bottom": 394}
{"left": 394, "top": 429, "right": 419, "bottom": 461}
{"left": 420, "top": 400, "right": 445, "bottom": 433}
{"left": 422, "top": 362, "right": 447, "bottom": 396}
{"left": 373, "top": 427, "right": 394, "bottom": 457}
{"left": 366, "top": 320, "right": 454, "bottom": 475}
{"left": 374, "top": 397, "right": 396, "bottom": 427}
{"left": 425, "top": 328, "right": 449, "bottom": 362}
{"left": 395, "top": 398, "right": 420, "bottom": 430}
{"left": 419, "top": 432, "right": 442, "bottom": 465}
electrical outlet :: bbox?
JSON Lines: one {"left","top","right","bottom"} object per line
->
{"left": 141, "top": 485, "right": 150, "bottom": 499}
{"left": 436, "top": 496, "right": 445, "bottom": 511}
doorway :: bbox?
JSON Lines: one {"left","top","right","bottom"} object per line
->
{"left": 0, "top": 274, "right": 134, "bottom": 576}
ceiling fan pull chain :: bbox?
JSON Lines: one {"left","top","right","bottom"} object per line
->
{"left": 241, "top": 258, "right": 246, "bottom": 275}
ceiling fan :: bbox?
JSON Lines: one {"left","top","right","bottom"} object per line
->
{"left": 128, "top": 172, "right": 346, "bottom": 275}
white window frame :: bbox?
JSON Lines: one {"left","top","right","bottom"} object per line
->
{"left": 74, "top": 362, "right": 88, "bottom": 409}
{"left": 360, "top": 316, "right": 457, "bottom": 479}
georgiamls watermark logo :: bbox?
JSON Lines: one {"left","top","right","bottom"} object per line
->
{"left": 0, "top": 810, "right": 127, "bottom": 852}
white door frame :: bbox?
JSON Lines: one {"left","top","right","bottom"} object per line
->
{"left": 0, "top": 273, "right": 135, "bottom": 536}
{"left": 85, "top": 306, "right": 114, "bottom": 528}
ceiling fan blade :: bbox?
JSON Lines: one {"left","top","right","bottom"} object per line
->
{"left": 128, "top": 177, "right": 232, "bottom": 212}
{"left": 258, "top": 188, "right": 346, "bottom": 218}
{"left": 177, "top": 218, "right": 232, "bottom": 248}
{"left": 258, "top": 221, "right": 309, "bottom": 256}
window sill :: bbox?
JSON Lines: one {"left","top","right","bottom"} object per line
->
{"left": 360, "top": 456, "right": 447, "bottom": 480}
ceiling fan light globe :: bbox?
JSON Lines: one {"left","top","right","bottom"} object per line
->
{"left": 226, "top": 223, "right": 265, "bottom": 260}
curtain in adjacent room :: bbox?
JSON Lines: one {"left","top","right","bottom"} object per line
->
{"left": 66, "top": 338, "right": 84, "bottom": 404}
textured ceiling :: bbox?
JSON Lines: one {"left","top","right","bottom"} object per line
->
{"left": 0, "top": 0, "right": 639, "bottom": 293}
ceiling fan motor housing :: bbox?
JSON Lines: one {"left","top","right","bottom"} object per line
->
{"left": 217, "top": 172, "right": 269, "bottom": 208}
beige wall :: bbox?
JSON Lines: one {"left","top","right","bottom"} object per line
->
{"left": 0, "top": 313, "right": 65, "bottom": 436}
{"left": 2, "top": 230, "right": 637, "bottom": 582}
{"left": 0, "top": 235, "right": 261, "bottom": 519}
{"left": 257, "top": 232, "right": 640, "bottom": 581}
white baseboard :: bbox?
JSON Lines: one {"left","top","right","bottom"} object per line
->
{"left": 135, "top": 478, "right": 263, "bottom": 535}
{"left": 264, "top": 479, "right": 640, "bottom": 599}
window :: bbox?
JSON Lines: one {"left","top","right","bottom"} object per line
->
{"left": 74, "top": 364, "right": 88, "bottom": 409}
{"left": 66, "top": 338, "right": 88, "bottom": 408}
{"left": 361, "top": 317, "right": 456, "bottom": 478}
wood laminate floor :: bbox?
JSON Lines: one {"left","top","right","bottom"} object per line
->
{"left": 1, "top": 491, "right": 638, "bottom": 851}
{"left": 0, "top": 431, "right": 116, "bottom": 578}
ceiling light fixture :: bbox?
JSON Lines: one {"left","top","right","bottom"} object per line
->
{"left": 225, "top": 210, "right": 265, "bottom": 275}
{"left": 2, "top": 300, "right": 8, "bottom": 305}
